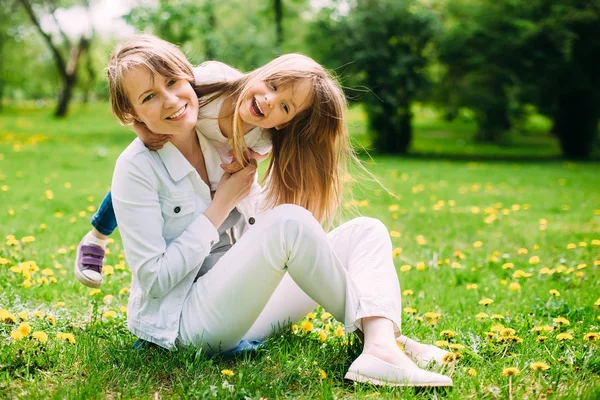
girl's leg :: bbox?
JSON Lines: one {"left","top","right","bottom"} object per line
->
{"left": 74, "top": 191, "right": 115, "bottom": 287}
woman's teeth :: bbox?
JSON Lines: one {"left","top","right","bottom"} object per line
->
{"left": 167, "top": 105, "right": 186, "bottom": 120}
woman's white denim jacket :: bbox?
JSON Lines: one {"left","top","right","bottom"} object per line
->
{"left": 112, "top": 133, "right": 264, "bottom": 349}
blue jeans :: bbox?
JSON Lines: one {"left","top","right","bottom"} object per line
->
{"left": 91, "top": 191, "right": 118, "bottom": 236}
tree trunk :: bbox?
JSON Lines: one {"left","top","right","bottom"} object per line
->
{"left": 554, "top": 90, "right": 598, "bottom": 159}
{"left": 369, "top": 100, "right": 413, "bottom": 154}
{"left": 273, "top": 0, "right": 283, "bottom": 50}
{"left": 55, "top": 37, "right": 89, "bottom": 117}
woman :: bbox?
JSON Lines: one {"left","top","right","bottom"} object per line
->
{"left": 107, "top": 34, "right": 452, "bottom": 387}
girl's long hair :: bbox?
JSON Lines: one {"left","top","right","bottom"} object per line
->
{"left": 195, "top": 54, "right": 352, "bottom": 224}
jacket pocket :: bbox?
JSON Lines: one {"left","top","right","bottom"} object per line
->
{"left": 160, "top": 195, "right": 196, "bottom": 240}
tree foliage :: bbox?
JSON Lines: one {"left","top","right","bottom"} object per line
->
{"left": 309, "top": 0, "right": 438, "bottom": 154}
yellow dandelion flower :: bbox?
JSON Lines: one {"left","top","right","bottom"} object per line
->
{"left": 491, "top": 324, "right": 505, "bottom": 332}
{"left": 583, "top": 332, "right": 599, "bottom": 342}
{"left": 502, "top": 367, "right": 520, "bottom": 376}
{"left": 103, "top": 295, "right": 114, "bottom": 304}
{"left": 537, "top": 336, "right": 547, "bottom": 342}
{"left": 54, "top": 302, "right": 66, "bottom": 308}
{"left": 103, "top": 310, "right": 117, "bottom": 319}
{"left": 33, "top": 311, "right": 45, "bottom": 319}
{"left": 440, "top": 330, "right": 455, "bottom": 338}
{"left": 517, "top": 248, "right": 528, "bottom": 255}
{"left": 424, "top": 312, "right": 441, "bottom": 320}
{"left": 306, "top": 312, "right": 316, "bottom": 320}
{"left": 531, "top": 326, "right": 543, "bottom": 333}
{"left": 301, "top": 321, "right": 314, "bottom": 332}
{"left": 553, "top": 317, "right": 570, "bottom": 326}
{"left": 17, "top": 311, "right": 27, "bottom": 320}
{"left": 539, "top": 267, "right": 554, "bottom": 275}
{"left": 416, "top": 261, "right": 426, "bottom": 271}
{"left": 32, "top": 331, "right": 48, "bottom": 343}
{"left": 319, "top": 369, "right": 327, "bottom": 379}
{"left": 119, "top": 287, "right": 130, "bottom": 295}
{"left": 400, "top": 264, "right": 412, "bottom": 272}
{"left": 542, "top": 325, "right": 554, "bottom": 332}
{"left": 591, "top": 239, "right": 600, "bottom": 245}
{"left": 442, "top": 353, "right": 456, "bottom": 363}
{"left": 566, "top": 243, "right": 576, "bottom": 250}
{"left": 120, "top": 306, "right": 127, "bottom": 314}
{"left": 404, "top": 307, "right": 417, "bottom": 314}
{"left": 221, "top": 369, "right": 234, "bottom": 377}
{"left": 435, "top": 340, "right": 449, "bottom": 348}
{"left": 21, "top": 236, "right": 35, "bottom": 244}
{"left": 10, "top": 330, "right": 25, "bottom": 340}
{"left": 449, "top": 343, "right": 465, "bottom": 350}
{"left": 491, "top": 314, "right": 504, "bottom": 320}
{"left": 556, "top": 333, "right": 573, "bottom": 341}
{"left": 390, "top": 231, "right": 401, "bottom": 238}
{"left": 18, "top": 322, "right": 32, "bottom": 336}
{"left": 502, "top": 263, "right": 514, "bottom": 270}
{"left": 46, "top": 315, "right": 56, "bottom": 325}
{"left": 549, "top": 289, "right": 560, "bottom": 297}
{"left": 509, "top": 282, "right": 521, "bottom": 291}
{"left": 392, "top": 248, "right": 402, "bottom": 258}
{"left": 321, "top": 312, "right": 332, "bottom": 321}
{"left": 89, "top": 289, "right": 101, "bottom": 296}
{"left": 473, "top": 241, "right": 483, "bottom": 248}
{"left": 468, "top": 368, "right": 477, "bottom": 376}
{"left": 103, "top": 265, "right": 114, "bottom": 275}
{"left": 56, "top": 332, "right": 76, "bottom": 344}
{"left": 556, "top": 265, "right": 567, "bottom": 273}
{"left": 334, "top": 325, "right": 344, "bottom": 337}
{"left": 402, "top": 289, "right": 414, "bottom": 296}
{"left": 530, "top": 362, "right": 550, "bottom": 372}
{"left": 476, "top": 312, "right": 489, "bottom": 320}
{"left": 500, "top": 328, "right": 516, "bottom": 337}
{"left": 318, "top": 330, "right": 328, "bottom": 342}
{"left": 479, "top": 298, "right": 494, "bottom": 306}
{"left": 529, "top": 256, "right": 540, "bottom": 264}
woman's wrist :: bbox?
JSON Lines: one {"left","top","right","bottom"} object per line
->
{"left": 203, "top": 200, "right": 233, "bottom": 229}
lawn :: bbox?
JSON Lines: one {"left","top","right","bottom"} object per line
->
{"left": 0, "top": 102, "right": 599, "bottom": 399}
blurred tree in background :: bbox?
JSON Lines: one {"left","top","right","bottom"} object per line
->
{"left": 0, "top": 0, "right": 598, "bottom": 158}
{"left": 436, "top": 0, "right": 600, "bottom": 158}
{"left": 309, "top": 0, "right": 438, "bottom": 154}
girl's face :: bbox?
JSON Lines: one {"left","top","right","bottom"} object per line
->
{"left": 124, "top": 66, "right": 199, "bottom": 135}
{"left": 239, "top": 78, "right": 313, "bottom": 130}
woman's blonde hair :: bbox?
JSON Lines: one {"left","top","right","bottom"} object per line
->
{"left": 106, "top": 34, "right": 194, "bottom": 125}
{"left": 196, "top": 54, "right": 352, "bottom": 224}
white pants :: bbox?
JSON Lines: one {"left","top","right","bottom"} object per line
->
{"left": 178, "top": 204, "right": 402, "bottom": 354}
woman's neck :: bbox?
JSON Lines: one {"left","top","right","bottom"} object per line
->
{"left": 170, "top": 129, "right": 200, "bottom": 163}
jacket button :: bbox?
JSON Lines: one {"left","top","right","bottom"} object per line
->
{"left": 174, "top": 206, "right": 181, "bottom": 214}
{"left": 248, "top": 217, "right": 255, "bottom": 225}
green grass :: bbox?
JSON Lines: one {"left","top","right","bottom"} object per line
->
{"left": 1, "top": 102, "right": 599, "bottom": 399}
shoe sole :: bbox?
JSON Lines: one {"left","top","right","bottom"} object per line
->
{"left": 74, "top": 243, "right": 103, "bottom": 288}
{"left": 344, "top": 371, "right": 452, "bottom": 387}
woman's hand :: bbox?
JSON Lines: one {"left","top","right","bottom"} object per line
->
{"left": 204, "top": 159, "right": 258, "bottom": 228}
{"left": 220, "top": 149, "right": 269, "bottom": 173}
{"left": 133, "top": 121, "right": 172, "bottom": 151}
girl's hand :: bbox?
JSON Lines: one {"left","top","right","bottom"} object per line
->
{"left": 205, "top": 159, "right": 257, "bottom": 228}
{"left": 220, "top": 150, "right": 269, "bottom": 173}
{"left": 133, "top": 121, "right": 172, "bottom": 151}
{"left": 214, "top": 158, "right": 258, "bottom": 210}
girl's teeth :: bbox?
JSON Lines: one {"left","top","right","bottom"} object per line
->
{"left": 256, "top": 99, "right": 264, "bottom": 115}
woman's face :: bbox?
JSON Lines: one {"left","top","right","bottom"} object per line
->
{"left": 239, "top": 78, "right": 313, "bottom": 130}
{"left": 124, "top": 66, "right": 199, "bottom": 135}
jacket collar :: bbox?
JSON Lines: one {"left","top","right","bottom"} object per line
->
{"left": 155, "top": 129, "right": 224, "bottom": 186}
{"left": 156, "top": 142, "right": 195, "bottom": 183}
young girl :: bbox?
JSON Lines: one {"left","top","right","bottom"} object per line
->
{"left": 87, "top": 34, "right": 453, "bottom": 387}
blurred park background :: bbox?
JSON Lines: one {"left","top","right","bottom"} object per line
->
{"left": 1, "top": 0, "right": 599, "bottom": 160}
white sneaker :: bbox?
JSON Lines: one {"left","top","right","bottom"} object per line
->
{"left": 345, "top": 354, "right": 453, "bottom": 387}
